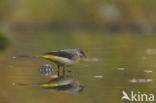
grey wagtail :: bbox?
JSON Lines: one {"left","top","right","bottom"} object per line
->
{"left": 13, "top": 48, "right": 87, "bottom": 76}
{"left": 41, "top": 48, "right": 87, "bottom": 76}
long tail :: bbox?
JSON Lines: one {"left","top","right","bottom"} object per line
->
{"left": 12, "top": 82, "right": 57, "bottom": 88}
{"left": 12, "top": 82, "right": 40, "bottom": 86}
{"left": 12, "top": 56, "right": 39, "bottom": 59}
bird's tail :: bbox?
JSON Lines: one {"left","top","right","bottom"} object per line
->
{"left": 12, "top": 82, "right": 57, "bottom": 88}
{"left": 12, "top": 82, "right": 40, "bottom": 86}
{"left": 12, "top": 56, "right": 39, "bottom": 59}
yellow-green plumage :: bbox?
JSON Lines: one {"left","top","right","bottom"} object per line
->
{"left": 40, "top": 54, "right": 75, "bottom": 66}
{"left": 40, "top": 55, "right": 58, "bottom": 61}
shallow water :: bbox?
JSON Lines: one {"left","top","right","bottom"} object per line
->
{"left": 1, "top": 32, "right": 156, "bottom": 103}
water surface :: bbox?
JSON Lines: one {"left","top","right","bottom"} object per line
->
{"left": 0, "top": 32, "right": 156, "bottom": 103}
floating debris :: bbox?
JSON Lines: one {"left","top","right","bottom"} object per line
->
{"left": 93, "top": 75, "right": 104, "bottom": 79}
{"left": 117, "top": 68, "right": 126, "bottom": 71}
{"left": 12, "top": 56, "right": 17, "bottom": 59}
{"left": 144, "top": 70, "right": 153, "bottom": 73}
{"left": 83, "top": 58, "right": 100, "bottom": 62}
{"left": 39, "top": 64, "right": 53, "bottom": 76}
{"left": 128, "top": 78, "right": 153, "bottom": 83}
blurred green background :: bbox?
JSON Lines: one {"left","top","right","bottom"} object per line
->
{"left": 0, "top": 0, "right": 155, "bottom": 32}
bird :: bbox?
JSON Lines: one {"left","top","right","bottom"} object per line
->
{"left": 13, "top": 48, "right": 87, "bottom": 77}
{"left": 13, "top": 76, "right": 84, "bottom": 94}
{"left": 40, "top": 48, "right": 87, "bottom": 76}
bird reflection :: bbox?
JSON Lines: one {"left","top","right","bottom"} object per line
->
{"left": 13, "top": 76, "right": 84, "bottom": 94}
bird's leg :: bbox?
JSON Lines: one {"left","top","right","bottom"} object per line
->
{"left": 57, "top": 65, "right": 60, "bottom": 77}
{"left": 63, "top": 66, "right": 65, "bottom": 77}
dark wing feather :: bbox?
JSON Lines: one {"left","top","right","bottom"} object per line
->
{"left": 43, "top": 51, "right": 73, "bottom": 59}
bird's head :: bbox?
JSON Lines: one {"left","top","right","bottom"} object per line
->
{"left": 77, "top": 48, "right": 87, "bottom": 58}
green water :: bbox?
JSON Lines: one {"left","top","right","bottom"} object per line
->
{"left": 0, "top": 32, "right": 156, "bottom": 103}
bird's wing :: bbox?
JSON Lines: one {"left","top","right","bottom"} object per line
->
{"left": 43, "top": 51, "right": 74, "bottom": 59}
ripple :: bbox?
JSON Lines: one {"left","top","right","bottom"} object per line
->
{"left": 83, "top": 58, "right": 100, "bottom": 62}
{"left": 117, "top": 67, "right": 126, "bottom": 71}
{"left": 93, "top": 75, "right": 104, "bottom": 79}
{"left": 144, "top": 70, "right": 153, "bottom": 73}
{"left": 128, "top": 78, "right": 153, "bottom": 83}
